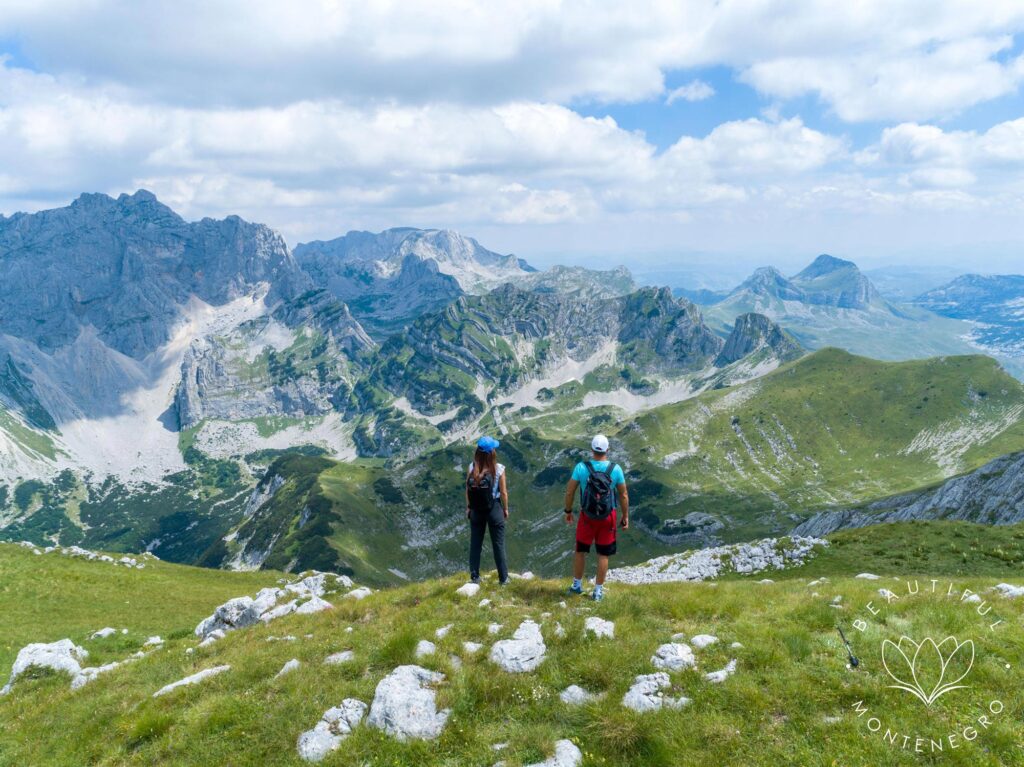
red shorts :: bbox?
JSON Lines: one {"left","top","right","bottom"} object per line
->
{"left": 576, "top": 510, "right": 617, "bottom": 556}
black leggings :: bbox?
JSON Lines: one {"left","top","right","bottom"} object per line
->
{"left": 469, "top": 504, "right": 508, "bottom": 583}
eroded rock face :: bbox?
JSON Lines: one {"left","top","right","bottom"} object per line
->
{"left": 297, "top": 698, "right": 368, "bottom": 762}
{"left": 366, "top": 665, "right": 449, "bottom": 741}
{"left": 622, "top": 673, "right": 690, "bottom": 712}
{"left": 489, "top": 620, "right": 546, "bottom": 673}
{"left": 1, "top": 639, "right": 88, "bottom": 695}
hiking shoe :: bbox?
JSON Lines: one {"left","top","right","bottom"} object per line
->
{"left": 471, "top": 577, "right": 481, "bottom": 585}
{"left": 499, "top": 579, "right": 509, "bottom": 587}
{"left": 568, "top": 583, "right": 583, "bottom": 595}
{"left": 592, "top": 589, "right": 604, "bottom": 602}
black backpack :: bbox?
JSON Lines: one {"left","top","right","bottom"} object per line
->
{"left": 581, "top": 461, "right": 617, "bottom": 520}
{"left": 467, "top": 471, "right": 496, "bottom": 514}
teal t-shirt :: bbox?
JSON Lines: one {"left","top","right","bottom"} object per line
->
{"left": 572, "top": 460, "right": 626, "bottom": 509}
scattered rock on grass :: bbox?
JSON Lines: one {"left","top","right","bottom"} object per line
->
{"left": 704, "top": 660, "right": 737, "bottom": 684}
{"left": 462, "top": 642, "right": 483, "bottom": 654}
{"left": 992, "top": 583, "right": 1024, "bottom": 599}
{"left": 622, "top": 673, "right": 689, "bottom": 712}
{"left": 415, "top": 640, "right": 436, "bottom": 659}
{"left": 560, "top": 685, "right": 600, "bottom": 705}
{"left": 276, "top": 659, "right": 301, "bottom": 678}
{"left": 90, "top": 628, "right": 116, "bottom": 640}
{"left": 296, "top": 596, "right": 333, "bottom": 615}
{"left": 651, "top": 643, "right": 696, "bottom": 671}
{"left": 855, "top": 573, "right": 881, "bottom": 580}
{"left": 324, "top": 651, "right": 354, "bottom": 665}
{"left": 297, "top": 698, "right": 367, "bottom": 762}
{"left": 456, "top": 583, "right": 481, "bottom": 598}
{"left": 584, "top": 617, "right": 614, "bottom": 639}
{"left": 690, "top": 634, "right": 718, "bottom": 650}
{"left": 152, "top": 665, "right": 231, "bottom": 698}
{"left": 345, "top": 587, "right": 372, "bottom": 600}
{"left": 490, "top": 621, "right": 546, "bottom": 673}
{"left": 1, "top": 640, "right": 88, "bottom": 695}
{"left": 525, "top": 739, "right": 583, "bottom": 767}
{"left": 435, "top": 624, "right": 453, "bottom": 639}
{"left": 366, "top": 665, "right": 449, "bottom": 741}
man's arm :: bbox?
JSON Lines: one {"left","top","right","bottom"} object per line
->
{"left": 499, "top": 472, "right": 509, "bottom": 518}
{"left": 617, "top": 482, "right": 629, "bottom": 529}
{"left": 564, "top": 478, "right": 579, "bottom": 523}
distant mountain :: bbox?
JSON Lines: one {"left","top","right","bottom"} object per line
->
{"left": 673, "top": 287, "right": 728, "bottom": 305}
{"left": 864, "top": 265, "right": 964, "bottom": 302}
{"left": 514, "top": 265, "right": 636, "bottom": 299}
{"left": 702, "top": 254, "right": 981, "bottom": 368}
{"left": 715, "top": 313, "right": 802, "bottom": 367}
{"left": 914, "top": 274, "right": 1024, "bottom": 358}
{"left": 294, "top": 228, "right": 532, "bottom": 336}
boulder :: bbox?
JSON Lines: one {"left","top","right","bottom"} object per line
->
{"left": 366, "top": 665, "right": 449, "bottom": 741}
{"left": 992, "top": 583, "right": 1024, "bottom": 599}
{"left": 90, "top": 627, "right": 117, "bottom": 640}
{"left": 490, "top": 620, "right": 546, "bottom": 673}
{"left": 297, "top": 698, "right": 367, "bottom": 762}
{"left": 462, "top": 642, "right": 483, "bottom": 654}
{"left": 260, "top": 600, "right": 299, "bottom": 623}
{"left": 584, "top": 617, "right": 614, "bottom": 639}
{"left": 855, "top": 573, "right": 881, "bottom": 580}
{"left": 346, "top": 587, "right": 373, "bottom": 600}
{"left": 622, "top": 673, "right": 689, "bottom": 712}
{"left": 1, "top": 639, "right": 88, "bottom": 695}
{"left": 690, "top": 634, "right": 718, "bottom": 650}
{"left": 71, "top": 660, "right": 126, "bottom": 690}
{"left": 525, "top": 739, "right": 583, "bottom": 767}
{"left": 651, "top": 643, "right": 696, "bottom": 672}
{"left": 435, "top": 624, "right": 453, "bottom": 639}
{"left": 456, "top": 583, "right": 481, "bottom": 598}
{"left": 152, "top": 665, "right": 231, "bottom": 697}
{"left": 276, "top": 659, "right": 301, "bottom": 678}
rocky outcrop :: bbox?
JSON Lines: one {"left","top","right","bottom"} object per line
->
{"left": 715, "top": 313, "right": 803, "bottom": 367}
{"left": 622, "top": 672, "right": 689, "bottom": 712}
{"left": 608, "top": 536, "right": 826, "bottom": 584}
{"left": 297, "top": 699, "right": 367, "bottom": 762}
{"left": 792, "top": 452, "right": 1024, "bottom": 538}
{"left": 1, "top": 639, "right": 88, "bottom": 695}
{"left": 490, "top": 620, "right": 547, "bottom": 673}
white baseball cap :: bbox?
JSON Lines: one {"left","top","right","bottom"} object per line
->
{"left": 591, "top": 434, "right": 609, "bottom": 453}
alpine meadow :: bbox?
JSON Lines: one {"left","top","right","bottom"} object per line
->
{"left": 2, "top": 3, "right": 1024, "bottom": 766}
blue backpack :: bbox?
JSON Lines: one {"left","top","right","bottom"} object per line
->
{"left": 581, "top": 462, "right": 617, "bottom": 520}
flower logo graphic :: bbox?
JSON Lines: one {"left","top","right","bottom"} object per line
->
{"left": 881, "top": 636, "right": 974, "bottom": 706}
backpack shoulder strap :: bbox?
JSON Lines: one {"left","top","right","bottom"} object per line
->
{"left": 582, "top": 461, "right": 598, "bottom": 478}
{"left": 604, "top": 463, "right": 617, "bottom": 478}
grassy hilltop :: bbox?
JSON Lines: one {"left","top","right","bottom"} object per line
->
{"left": 2, "top": 523, "right": 1023, "bottom": 767}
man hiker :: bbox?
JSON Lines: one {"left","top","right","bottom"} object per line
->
{"left": 563, "top": 434, "right": 628, "bottom": 602}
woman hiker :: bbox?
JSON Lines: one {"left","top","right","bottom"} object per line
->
{"left": 466, "top": 435, "right": 509, "bottom": 585}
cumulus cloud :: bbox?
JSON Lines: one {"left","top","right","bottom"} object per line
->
{"left": 666, "top": 80, "right": 715, "bottom": 104}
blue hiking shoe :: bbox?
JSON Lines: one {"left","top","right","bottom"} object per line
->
{"left": 592, "top": 587, "right": 604, "bottom": 602}
{"left": 568, "top": 582, "right": 583, "bottom": 596}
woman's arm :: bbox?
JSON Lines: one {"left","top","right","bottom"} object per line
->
{"left": 499, "top": 472, "right": 509, "bottom": 518}
{"left": 465, "top": 468, "right": 472, "bottom": 518}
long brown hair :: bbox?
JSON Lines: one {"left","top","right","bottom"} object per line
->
{"left": 471, "top": 447, "right": 498, "bottom": 484}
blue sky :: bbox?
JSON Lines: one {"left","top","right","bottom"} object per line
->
{"left": 1, "top": 1, "right": 1024, "bottom": 279}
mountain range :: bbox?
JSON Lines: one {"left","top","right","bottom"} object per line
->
{"left": 1, "top": 191, "right": 1023, "bottom": 582}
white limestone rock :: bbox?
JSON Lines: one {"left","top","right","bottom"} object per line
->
{"left": 144, "top": 636, "right": 163, "bottom": 647}
{"left": 992, "top": 583, "right": 1024, "bottom": 599}
{"left": 705, "top": 659, "right": 738, "bottom": 684}
{"left": 152, "top": 665, "right": 231, "bottom": 697}
{"left": 90, "top": 627, "right": 117, "bottom": 640}
{"left": 490, "top": 620, "right": 546, "bottom": 673}
{"left": 462, "top": 641, "right": 483, "bottom": 654}
{"left": 71, "top": 660, "right": 126, "bottom": 690}
{"left": 296, "top": 596, "right": 333, "bottom": 615}
{"left": 435, "top": 624, "right": 453, "bottom": 639}
{"left": 324, "top": 651, "right": 355, "bottom": 665}
{"left": 198, "top": 629, "right": 227, "bottom": 648}
{"left": 276, "top": 659, "right": 301, "bottom": 678}
{"left": 366, "top": 665, "right": 450, "bottom": 741}
{"left": 651, "top": 643, "right": 696, "bottom": 672}
{"left": 195, "top": 597, "right": 261, "bottom": 639}
{"left": 296, "top": 698, "right": 367, "bottom": 763}
{"left": 622, "top": 673, "right": 689, "bottom": 712}
{"left": 456, "top": 583, "right": 481, "bottom": 598}
{"left": 487, "top": 623, "right": 504, "bottom": 635}
{"left": 584, "top": 617, "right": 614, "bottom": 639}
{"left": 346, "top": 587, "right": 373, "bottom": 600}
{"left": 1, "top": 639, "right": 88, "bottom": 695}
{"left": 415, "top": 640, "right": 436, "bottom": 659}
{"left": 260, "top": 600, "right": 299, "bottom": 623}
{"left": 855, "top": 573, "right": 881, "bottom": 580}
{"left": 525, "top": 739, "right": 583, "bottom": 767}
{"left": 690, "top": 634, "right": 718, "bottom": 650}
{"left": 609, "top": 536, "right": 827, "bottom": 584}
{"left": 560, "top": 685, "right": 600, "bottom": 705}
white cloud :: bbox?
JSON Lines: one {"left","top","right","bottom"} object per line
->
{"left": 665, "top": 80, "right": 715, "bottom": 104}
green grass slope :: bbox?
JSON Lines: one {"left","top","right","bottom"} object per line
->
{"left": 1, "top": 535, "right": 1022, "bottom": 766}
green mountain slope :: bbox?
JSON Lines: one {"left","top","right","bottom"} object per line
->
{"left": 204, "top": 349, "right": 1024, "bottom": 583}
{"left": 1, "top": 533, "right": 1022, "bottom": 767}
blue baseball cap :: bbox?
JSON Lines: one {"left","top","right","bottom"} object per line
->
{"left": 477, "top": 436, "right": 500, "bottom": 453}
